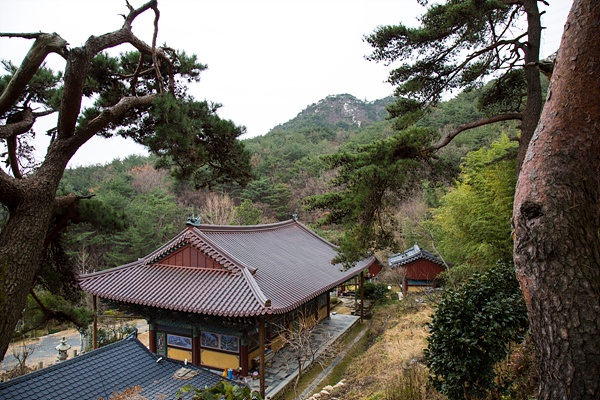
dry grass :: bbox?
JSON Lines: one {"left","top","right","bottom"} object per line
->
{"left": 333, "top": 300, "right": 443, "bottom": 400}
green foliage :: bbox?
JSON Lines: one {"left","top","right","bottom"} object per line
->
{"left": 129, "top": 94, "right": 252, "bottom": 189}
{"left": 360, "top": 282, "right": 389, "bottom": 301}
{"left": 92, "top": 322, "right": 137, "bottom": 348}
{"left": 427, "top": 134, "right": 518, "bottom": 270}
{"left": 234, "top": 199, "right": 263, "bottom": 225}
{"left": 477, "top": 70, "right": 527, "bottom": 116}
{"left": 241, "top": 178, "right": 291, "bottom": 220}
{"left": 365, "top": 0, "right": 528, "bottom": 117}
{"left": 177, "top": 381, "right": 262, "bottom": 400}
{"left": 305, "top": 126, "right": 441, "bottom": 265}
{"left": 424, "top": 262, "right": 529, "bottom": 400}
{"left": 60, "top": 161, "right": 187, "bottom": 267}
{"left": 108, "top": 188, "right": 182, "bottom": 265}
{"left": 18, "top": 290, "right": 93, "bottom": 336}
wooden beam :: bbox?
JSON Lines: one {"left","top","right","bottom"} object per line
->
{"left": 259, "top": 316, "right": 266, "bottom": 398}
{"left": 92, "top": 295, "right": 98, "bottom": 350}
{"left": 360, "top": 271, "right": 365, "bottom": 323}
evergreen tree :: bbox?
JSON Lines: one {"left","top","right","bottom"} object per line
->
{"left": 0, "top": 1, "right": 251, "bottom": 361}
{"left": 309, "top": 0, "right": 549, "bottom": 263}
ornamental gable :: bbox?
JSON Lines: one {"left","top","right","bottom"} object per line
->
{"left": 157, "top": 244, "right": 224, "bottom": 270}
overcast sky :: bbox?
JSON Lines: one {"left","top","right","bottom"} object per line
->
{"left": 0, "top": 0, "right": 573, "bottom": 167}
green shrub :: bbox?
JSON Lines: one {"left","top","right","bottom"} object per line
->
{"left": 89, "top": 322, "right": 137, "bottom": 348}
{"left": 361, "top": 282, "right": 389, "bottom": 301}
{"left": 178, "top": 381, "right": 262, "bottom": 400}
{"left": 424, "top": 262, "right": 528, "bottom": 399}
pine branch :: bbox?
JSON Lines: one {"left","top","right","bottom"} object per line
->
{"left": 425, "top": 112, "right": 523, "bottom": 153}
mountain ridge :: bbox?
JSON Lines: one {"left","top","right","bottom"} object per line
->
{"left": 266, "top": 93, "right": 395, "bottom": 134}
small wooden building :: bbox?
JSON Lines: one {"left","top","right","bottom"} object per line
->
{"left": 388, "top": 244, "right": 446, "bottom": 294}
{"left": 79, "top": 219, "right": 376, "bottom": 379}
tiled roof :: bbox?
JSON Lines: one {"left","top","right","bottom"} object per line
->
{"left": 0, "top": 334, "right": 227, "bottom": 400}
{"left": 80, "top": 220, "right": 375, "bottom": 317}
{"left": 388, "top": 244, "right": 445, "bottom": 267}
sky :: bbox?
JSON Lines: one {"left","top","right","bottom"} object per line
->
{"left": 0, "top": 0, "right": 573, "bottom": 167}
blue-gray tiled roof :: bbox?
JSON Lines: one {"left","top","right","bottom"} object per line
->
{"left": 388, "top": 244, "right": 445, "bottom": 267}
{"left": 0, "top": 334, "right": 227, "bottom": 400}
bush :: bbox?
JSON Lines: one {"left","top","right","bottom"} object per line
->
{"left": 361, "top": 282, "right": 389, "bottom": 301}
{"left": 178, "top": 381, "right": 262, "bottom": 400}
{"left": 88, "top": 322, "right": 137, "bottom": 348}
{"left": 424, "top": 262, "right": 528, "bottom": 400}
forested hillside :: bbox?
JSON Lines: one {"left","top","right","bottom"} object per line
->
{"left": 59, "top": 90, "right": 516, "bottom": 271}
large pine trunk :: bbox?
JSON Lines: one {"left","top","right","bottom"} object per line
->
{"left": 0, "top": 187, "right": 56, "bottom": 362}
{"left": 513, "top": 1, "right": 600, "bottom": 398}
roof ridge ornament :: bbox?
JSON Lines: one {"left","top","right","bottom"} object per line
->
{"left": 186, "top": 215, "right": 202, "bottom": 227}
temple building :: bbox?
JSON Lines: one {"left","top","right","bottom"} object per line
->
{"left": 388, "top": 243, "right": 446, "bottom": 294}
{"left": 79, "top": 219, "right": 378, "bottom": 378}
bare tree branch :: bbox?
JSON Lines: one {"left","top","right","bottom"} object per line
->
{"left": 0, "top": 33, "right": 67, "bottom": 116}
{"left": 6, "top": 134, "right": 22, "bottom": 179}
{"left": 54, "top": 193, "right": 94, "bottom": 209}
{"left": 423, "top": 112, "right": 523, "bottom": 154}
{"left": 60, "top": 93, "right": 158, "bottom": 156}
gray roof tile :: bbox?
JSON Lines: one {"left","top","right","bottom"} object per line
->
{"left": 388, "top": 244, "right": 445, "bottom": 267}
{"left": 80, "top": 220, "right": 375, "bottom": 316}
{"left": 0, "top": 334, "right": 227, "bottom": 400}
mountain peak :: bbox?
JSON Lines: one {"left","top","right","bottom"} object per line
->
{"left": 270, "top": 93, "right": 394, "bottom": 133}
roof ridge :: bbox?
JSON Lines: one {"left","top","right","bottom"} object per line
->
{"left": 78, "top": 259, "right": 142, "bottom": 279}
{"left": 195, "top": 219, "right": 296, "bottom": 233}
{"left": 139, "top": 228, "right": 249, "bottom": 274}
{"left": 239, "top": 267, "right": 271, "bottom": 315}
{"left": 142, "top": 228, "right": 190, "bottom": 265}
{"left": 150, "top": 263, "right": 237, "bottom": 273}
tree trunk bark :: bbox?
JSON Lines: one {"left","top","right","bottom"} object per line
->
{"left": 517, "top": 0, "right": 543, "bottom": 172}
{"left": 513, "top": 1, "right": 600, "bottom": 399}
{"left": 0, "top": 188, "right": 56, "bottom": 362}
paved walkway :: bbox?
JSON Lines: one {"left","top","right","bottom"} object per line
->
{"left": 246, "top": 313, "right": 360, "bottom": 399}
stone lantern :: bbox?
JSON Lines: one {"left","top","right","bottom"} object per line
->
{"left": 56, "top": 337, "right": 71, "bottom": 362}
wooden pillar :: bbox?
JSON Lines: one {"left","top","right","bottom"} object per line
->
{"left": 314, "top": 298, "right": 319, "bottom": 322}
{"left": 192, "top": 329, "right": 200, "bottom": 366}
{"left": 149, "top": 323, "right": 156, "bottom": 353}
{"left": 359, "top": 271, "right": 365, "bottom": 323}
{"left": 402, "top": 277, "right": 408, "bottom": 297}
{"left": 259, "top": 316, "right": 266, "bottom": 398}
{"left": 92, "top": 295, "right": 98, "bottom": 350}
{"left": 326, "top": 291, "right": 331, "bottom": 319}
{"left": 240, "top": 337, "right": 249, "bottom": 376}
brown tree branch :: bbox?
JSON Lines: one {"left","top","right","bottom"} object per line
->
{"left": 61, "top": 93, "right": 158, "bottom": 155}
{"left": 0, "top": 108, "right": 35, "bottom": 139}
{"left": 28, "top": 290, "right": 81, "bottom": 329}
{"left": 6, "top": 135, "right": 22, "bottom": 179}
{"left": 0, "top": 33, "right": 67, "bottom": 116}
{"left": 57, "top": 0, "right": 171, "bottom": 140}
{"left": 45, "top": 193, "right": 95, "bottom": 246}
{"left": 423, "top": 112, "right": 523, "bottom": 154}
{"left": 0, "top": 108, "right": 56, "bottom": 140}
{"left": 53, "top": 193, "right": 94, "bottom": 209}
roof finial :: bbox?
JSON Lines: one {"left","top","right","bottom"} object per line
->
{"left": 292, "top": 214, "right": 298, "bottom": 222}
{"left": 186, "top": 215, "right": 202, "bottom": 227}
